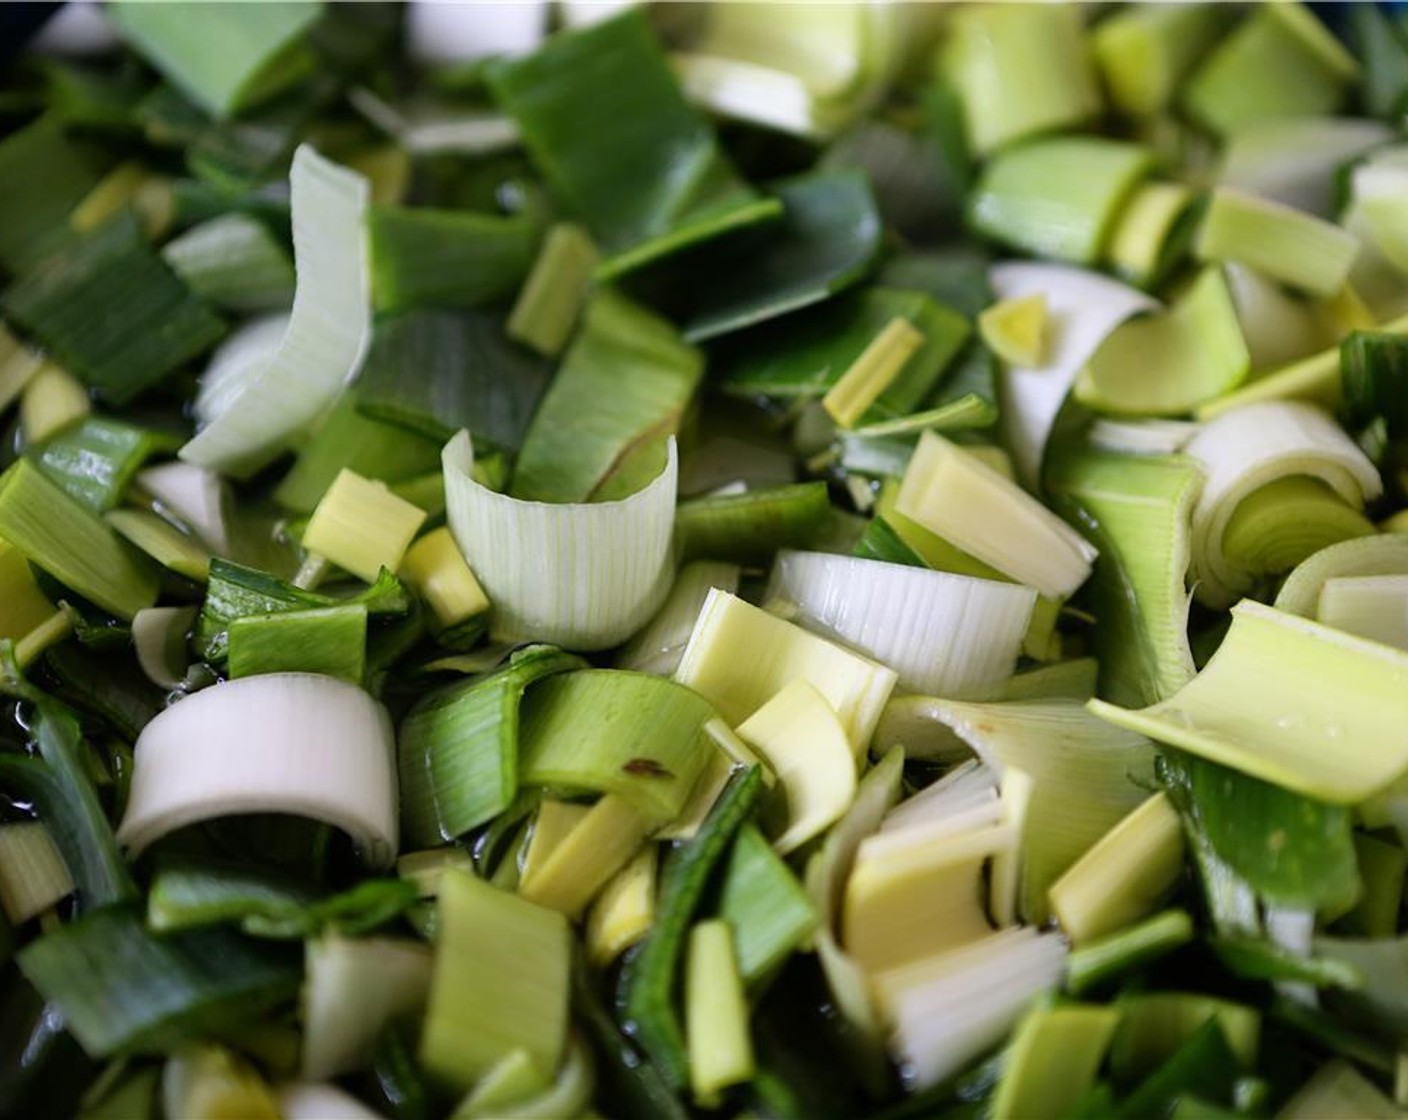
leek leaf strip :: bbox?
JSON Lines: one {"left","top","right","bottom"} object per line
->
{"left": 0, "top": 213, "right": 226, "bottom": 406}
{"left": 1342, "top": 329, "right": 1408, "bottom": 439}
{"left": 717, "top": 823, "right": 818, "bottom": 987}
{"left": 226, "top": 604, "right": 367, "bottom": 685}
{"left": 618, "top": 766, "right": 763, "bottom": 1093}
{"left": 17, "top": 902, "right": 300, "bottom": 1058}
{"left": 511, "top": 292, "right": 702, "bottom": 503}
{"left": 0, "top": 114, "right": 107, "bottom": 273}
{"left": 161, "top": 212, "right": 296, "bottom": 313}
{"left": 1210, "top": 937, "right": 1361, "bottom": 990}
{"left": 148, "top": 859, "right": 417, "bottom": 939}
{"left": 0, "top": 704, "right": 135, "bottom": 912}
{"left": 1066, "top": 910, "right": 1196, "bottom": 996}
{"left": 397, "top": 645, "right": 586, "bottom": 848}
{"left": 1160, "top": 752, "right": 1358, "bottom": 912}
{"left": 30, "top": 418, "right": 182, "bottom": 514}
{"left": 1115, "top": 1019, "right": 1240, "bottom": 1120}
{"left": 354, "top": 310, "right": 552, "bottom": 451}
{"left": 368, "top": 205, "right": 540, "bottom": 314}
{"left": 852, "top": 517, "right": 925, "bottom": 568}
{"left": 675, "top": 483, "right": 832, "bottom": 567}
{"left": 485, "top": 9, "right": 759, "bottom": 256}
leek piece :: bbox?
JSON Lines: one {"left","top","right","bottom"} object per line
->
{"left": 875, "top": 927, "right": 1069, "bottom": 1092}
{"left": 1001, "top": 657, "right": 1100, "bottom": 702}
{"left": 1093, "top": 4, "right": 1225, "bottom": 117}
{"left": 31, "top": 418, "right": 181, "bottom": 514}
{"left": 1182, "top": 3, "right": 1357, "bottom": 136}
{"left": 1183, "top": 401, "right": 1380, "bottom": 608}
{"left": 0, "top": 823, "right": 73, "bottom": 924}
{"left": 1278, "top": 1060, "right": 1405, "bottom": 1120}
{"left": 117, "top": 673, "right": 399, "bottom": 866}
{"left": 656, "top": 719, "right": 766, "bottom": 843}
{"left": 1218, "top": 117, "right": 1392, "bottom": 219}
{"left": 1342, "top": 834, "right": 1408, "bottom": 938}
{"left": 161, "top": 213, "right": 295, "bottom": 313}
{"left": 520, "top": 794, "right": 652, "bottom": 920}
{"left": 1110, "top": 993, "right": 1260, "bottom": 1082}
{"left": 397, "top": 847, "right": 474, "bottom": 900}
{"left": 506, "top": 223, "right": 598, "bottom": 358}
{"left": 1074, "top": 269, "right": 1249, "bottom": 417}
{"left": 1313, "top": 936, "right": 1408, "bottom": 1045}
{"left": 674, "top": 483, "right": 832, "bottom": 568}
{"left": 133, "top": 606, "right": 195, "bottom": 690}
{"left": 675, "top": 588, "right": 897, "bottom": 753}
{"left": 1344, "top": 329, "right": 1408, "bottom": 439}
{"left": 1219, "top": 476, "right": 1373, "bottom": 579}
{"left": 17, "top": 903, "right": 298, "bottom": 1057}
{"left": 511, "top": 292, "right": 702, "bottom": 503}
{"left": 163, "top": 1046, "right": 280, "bottom": 1120}
{"left": 1194, "top": 188, "right": 1359, "bottom": 298}
{"left": 19, "top": 361, "right": 90, "bottom": 446}
{"left": 519, "top": 669, "right": 715, "bottom": 825}
{"left": 895, "top": 430, "right": 1097, "bottom": 599}
{"left": 619, "top": 766, "right": 762, "bottom": 1093}
{"left": 278, "top": 1084, "right": 384, "bottom": 1120}
{"left": 0, "top": 114, "right": 106, "bottom": 272}
{"left": 519, "top": 800, "right": 590, "bottom": 886}
{"left": 1107, "top": 181, "right": 1198, "bottom": 289}
{"left": 455, "top": 1049, "right": 548, "bottom": 1120}
{"left": 457, "top": 1034, "right": 595, "bottom": 1120}
{"left": 1, "top": 214, "right": 226, "bottom": 406}
{"left": 484, "top": 9, "right": 755, "bottom": 256}
{"left": 585, "top": 844, "right": 657, "bottom": 967}
{"left": 685, "top": 919, "right": 754, "bottom": 1106}
{"left": 766, "top": 549, "right": 1035, "bottom": 699}
{"left": 401, "top": 527, "right": 489, "bottom": 635}
{"left": 821, "top": 317, "right": 924, "bottom": 429}
{"left": 619, "top": 561, "right": 740, "bottom": 677}
{"left": 301, "top": 933, "right": 431, "bottom": 1080}
{"left": 1223, "top": 263, "right": 1334, "bottom": 374}
{"left": 678, "top": 170, "right": 882, "bottom": 344}
{"left": 0, "top": 324, "right": 42, "bottom": 416}
{"left": 735, "top": 680, "right": 855, "bottom": 854}
{"left": 978, "top": 294, "right": 1046, "bottom": 369}
{"left": 970, "top": 137, "right": 1152, "bottom": 266}
{"left": 1048, "top": 793, "right": 1184, "bottom": 944}
{"left": 991, "top": 1005, "right": 1120, "bottom": 1120}
{"left": 1091, "top": 600, "right": 1408, "bottom": 805}
{"left": 302, "top": 469, "right": 426, "bottom": 584}
{"left": 109, "top": 1, "right": 317, "bottom": 119}
{"left": 443, "top": 431, "right": 677, "bottom": 649}
{"left": 368, "top": 204, "right": 540, "bottom": 314}
{"left": 420, "top": 870, "right": 570, "bottom": 1092}
{"left": 0, "top": 458, "right": 158, "bottom": 620}
{"left": 940, "top": 3, "right": 1099, "bottom": 156}
{"left": 988, "top": 261, "right": 1157, "bottom": 487}
{"left": 1066, "top": 909, "right": 1197, "bottom": 996}
{"left": 1047, "top": 450, "right": 1199, "bottom": 708}
{"left": 226, "top": 604, "right": 367, "bottom": 684}
{"left": 1351, "top": 3, "right": 1408, "bottom": 120}
{"left": 717, "top": 823, "right": 816, "bottom": 987}
{"left": 181, "top": 146, "right": 369, "bottom": 479}
{"left": 396, "top": 645, "right": 583, "bottom": 848}
{"left": 0, "top": 538, "right": 58, "bottom": 644}
{"left": 1118, "top": 1020, "right": 1241, "bottom": 1118}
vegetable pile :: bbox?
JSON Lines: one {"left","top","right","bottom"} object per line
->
{"left": 8, "top": 2, "right": 1408, "bottom": 1117}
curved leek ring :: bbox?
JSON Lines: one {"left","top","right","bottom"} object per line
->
{"left": 1273, "top": 534, "right": 1408, "bottom": 618}
{"left": 117, "top": 673, "right": 398, "bottom": 867}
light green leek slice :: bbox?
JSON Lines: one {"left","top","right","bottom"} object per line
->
{"left": 0, "top": 324, "right": 43, "bottom": 417}
{"left": 1276, "top": 535, "right": 1408, "bottom": 618}
{"left": 453, "top": 1050, "right": 548, "bottom": 1120}
{"left": 1342, "top": 834, "right": 1408, "bottom": 938}
{"left": 0, "top": 537, "right": 59, "bottom": 645}
{"left": 1109, "top": 992, "right": 1260, "bottom": 1082}
{"left": 1107, "top": 181, "right": 1198, "bottom": 289}
{"left": 519, "top": 794, "right": 652, "bottom": 921}
{"left": 585, "top": 844, "right": 657, "bottom": 967}
{"left": 443, "top": 431, "right": 677, "bottom": 650}
{"left": 1066, "top": 910, "right": 1197, "bottom": 996}
{"left": 420, "top": 870, "right": 570, "bottom": 1094}
{"left": 618, "top": 561, "right": 741, "bottom": 678}
{"left": 735, "top": 680, "right": 856, "bottom": 855}
{"left": 940, "top": 3, "right": 1099, "bottom": 156}
{"left": 1218, "top": 117, "right": 1393, "bottom": 219}
{"left": 1074, "top": 268, "right": 1249, "bottom": 417}
{"left": 1093, "top": 4, "right": 1227, "bottom": 117}
{"left": 969, "top": 137, "right": 1153, "bottom": 266}
{"left": 302, "top": 469, "right": 426, "bottom": 584}
{"left": 0, "top": 822, "right": 73, "bottom": 924}
{"left": 1089, "top": 600, "right": 1408, "bottom": 804}
{"left": 20, "top": 361, "right": 90, "bottom": 445}
{"left": 1184, "top": 400, "right": 1380, "bottom": 607}
{"left": 227, "top": 604, "right": 367, "bottom": 685}
{"left": 162, "top": 1046, "right": 281, "bottom": 1120}
{"left": 978, "top": 294, "right": 1046, "bottom": 368}
{"left": 1194, "top": 188, "right": 1359, "bottom": 298}
{"left": 895, "top": 430, "right": 1097, "bottom": 599}
{"left": 674, "top": 482, "right": 832, "bottom": 567}
{"left": 991, "top": 1004, "right": 1121, "bottom": 1120}
{"left": 519, "top": 669, "right": 715, "bottom": 825}
{"left": 161, "top": 213, "right": 296, "bottom": 314}
{"left": 1048, "top": 793, "right": 1184, "bottom": 945}
{"left": 401, "top": 526, "right": 489, "bottom": 637}
{"left": 1220, "top": 476, "right": 1375, "bottom": 578}
{"left": 1224, "top": 262, "right": 1334, "bottom": 375}
{"left": 506, "top": 224, "right": 598, "bottom": 358}
{"left": 820, "top": 317, "right": 925, "bottom": 429}
{"left": 1278, "top": 1060, "right": 1405, "bottom": 1120}
{"left": 717, "top": 823, "right": 816, "bottom": 987}
{"left": 685, "top": 919, "right": 754, "bottom": 1106}
{"left": 1317, "top": 575, "right": 1408, "bottom": 651}
{"left": 675, "top": 588, "right": 897, "bottom": 754}
{"left": 181, "top": 145, "right": 369, "bottom": 479}
{"left": 1000, "top": 657, "right": 1099, "bottom": 703}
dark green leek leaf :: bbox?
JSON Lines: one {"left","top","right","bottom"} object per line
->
{"left": 355, "top": 310, "right": 553, "bottom": 453}
{"left": 1160, "top": 752, "right": 1360, "bottom": 913}
{"left": 1270, "top": 995, "right": 1397, "bottom": 1075}
{"left": 398, "top": 645, "right": 586, "bottom": 848}
{"left": 17, "top": 903, "right": 300, "bottom": 1058}
{"left": 1, "top": 214, "right": 227, "bottom": 405}
{"left": 227, "top": 603, "right": 368, "bottom": 684}
{"left": 0, "top": 114, "right": 107, "bottom": 273}
{"left": 1115, "top": 1020, "right": 1240, "bottom": 1119}
{"left": 1210, "top": 937, "right": 1363, "bottom": 989}
{"left": 717, "top": 823, "right": 818, "bottom": 987}
{"left": 1067, "top": 910, "right": 1197, "bottom": 996}
{"left": 43, "top": 643, "right": 163, "bottom": 743}
{"left": 674, "top": 482, "right": 832, "bottom": 567}
{"left": 878, "top": 248, "right": 993, "bottom": 321}
{"left": 1342, "top": 329, "right": 1408, "bottom": 438}
{"left": 852, "top": 517, "right": 926, "bottom": 567}
{"left": 1348, "top": 4, "right": 1408, "bottom": 120}
{"left": 821, "top": 116, "right": 959, "bottom": 242}
{"left": 31, "top": 418, "right": 182, "bottom": 514}
{"left": 511, "top": 291, "right": 703, "bottom": 503}
{"left": 41, "top": 59, "right": 151, "bottom": 132}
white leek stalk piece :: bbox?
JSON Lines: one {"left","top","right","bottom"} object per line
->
{"left": 443, "top": 431, "right": 677, "bottom": 650}
{"left": 989, "top": 262, "right": 1157, "bottom": 487}
{"left": 1090, "top": 599, "right": 1408, "bottom": 804}
{"left": 117, "top": 673, "right": 399, "bottom": 867}
{"left": 675, "top": 588, "right": 897, "bottom": 754}
{"left": 301, "top": 934, "right": 432, "bottom": 1080}
{"left": 895, "top": 431, "right": 1097, "bottom": 600}
{"left": 136, "top": 461, "right": 232, "bottom": 555}
{"left": 1088, "top": 419, "right": 1200, "bottom": 456}
{"left": 181, "top": 146, "right": 370, "bottom": 478}
{"left": 132, "top": 606, "right": 196, "bottom": 690}
{"left": 277, "top": 1083, "right": 384, "bottom": 1120}
{"left": 1183, "top": 400, "right": 1381, "bottom": 608}
{"left": 1318, "top": 575, "right": 1408, "bottom": 651}
{"left": 406, "top": 1, "right": 547, "bottom": 63}
{"left": 618, "top": 561, "right": 741, "bottom": 677}
{"left": 192, "top": 314, "right": 290, "bottom": 429}
{"left": 0, "top": 822, "right": 73, "bottom": 924}
{"left": 875, "top": 927, "right": 1068, "bottom": 1092}
{"left": 1275, "top": 535, "right": 1408, "bottom": 618}
{"left": 1222, "top": 263, "right": 1329, "bottom": 373}
{"left": 1217, "top": 117, "right": 1393, "bottom": 218}
{"left": 765, "top": 550, "right": 1034, "bottom": 700}
{"left": 736, "top": 681, "right": 856, "bottom": 855}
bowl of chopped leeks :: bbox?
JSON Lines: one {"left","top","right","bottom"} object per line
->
{"left": 6, "top": 2, "right": 1408, "bottom": 1117}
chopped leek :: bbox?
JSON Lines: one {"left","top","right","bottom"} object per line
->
{"left": 717, "top": 823, "right": 816, "bottom": 987}
{"left": 1094, "top": 4, "right": 1227, "bottom": 118}
{"left": 585, "top": 844, "right": 657, "bottom": 967}
{"left": 301, "top": 469, "right": 426, "bottom": 584}
{"left": 226, "top": 604, "right": 367, "bottom": 684}
{"left": 991, "top": 1005, "right": 1120, "bottom": 1120}
{"left": 161, "top": 213, "right": 295, "bottom": 313}
{"left": 673, "top": 483, "right": 832, "bottom": 568}
{"left": 520, "top": 794, "right": 652, "bottom": 920}
{"left": 31, "top": 417, "right": 181, "bottom": 514}
{"left": 1194, "top": 189, "right": 1360, "bottom": 298}
{"left": 507, "top": 223, "right": 598, "bottom": 358}
{"left": 0, "top": 822, "right": 73, "bottom": 924}
{"left": 400, "top": 526, "right": 489, "bottom": 637}
{"left": 685, "top": 919, "right": 754, "bottom": 1105}
{"left": 978, "top": 294, "right": 1046, "bottom": 368}
{"left": 618, "top": 561, "right": 740, "bottom": 678}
